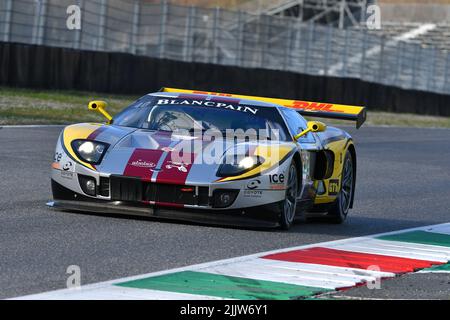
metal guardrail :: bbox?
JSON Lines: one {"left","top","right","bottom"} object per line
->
{"left": 0, "top": 0, "right": 449, "bottom": 95}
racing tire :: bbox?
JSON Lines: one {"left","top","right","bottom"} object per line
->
{"left": 326, "top": 150, "right": 354, "bottom": 224}
{"left": 278, "top": 162, "right": 299, "bottom": 230}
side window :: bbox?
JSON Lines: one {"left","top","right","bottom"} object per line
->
{"left": 280, "top": 108, "right": 315, "bottom": 142}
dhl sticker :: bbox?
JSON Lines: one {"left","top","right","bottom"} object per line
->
{"left": 288, "top": 101, "right": 346, "bottom": 113}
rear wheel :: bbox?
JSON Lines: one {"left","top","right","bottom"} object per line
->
{"left": 279, "top": 163, "right": 299, "bottom": 230}
{"left": 326, "top": 150, "right": 354, "bottom": 223}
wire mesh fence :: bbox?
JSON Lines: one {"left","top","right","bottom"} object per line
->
{"left": 0, "top": 0, "right": 449, "bottom": 95}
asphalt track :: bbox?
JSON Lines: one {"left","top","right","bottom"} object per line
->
{"left": 0, "top": 125, "right": 449, "bottom": 299}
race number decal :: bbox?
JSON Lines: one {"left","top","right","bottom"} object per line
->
{"left": 328, "top": 179, "right": 340, "bottom": 196}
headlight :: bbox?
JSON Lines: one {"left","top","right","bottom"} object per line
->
{"left": 71, "top": 139, "right": 109, "bottom": 165}
{"left": 217, "top": 155, "right": 264, "bottom": 177}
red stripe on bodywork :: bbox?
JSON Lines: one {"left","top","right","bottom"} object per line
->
{"left": 123, "top": 148, "right": 164, "bottom": 180}
{"left": 262, "top": 247, "right": 442, "bottom": 273}
{"left": 155, "top": 201, "right": 184, "bottom": 208}
{"left": 156, "top": 151, "right": 196, "bottom": 185}
{"left": 87, "top": 125, "right": 107, "bottom": 140}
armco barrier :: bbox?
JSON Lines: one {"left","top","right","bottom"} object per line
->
{"left": 1, "top": 42, "right": 449, "bottom": 117}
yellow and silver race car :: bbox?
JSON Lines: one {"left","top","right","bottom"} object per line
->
{"left": 49, "top": 88, "right": 366, "bottom": 230}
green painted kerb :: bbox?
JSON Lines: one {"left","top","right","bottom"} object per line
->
{"left": 423, "top": 263, "right": 450, "bottom": 272}
{"left": 115, "top": 270, "right": 328, "bottom": 300}
{"left": 377, "top": 230, "right": 450, "bottom": 247}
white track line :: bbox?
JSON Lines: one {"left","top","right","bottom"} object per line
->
{"left": 16, "top": 286, "right": 227, "bottom": 300}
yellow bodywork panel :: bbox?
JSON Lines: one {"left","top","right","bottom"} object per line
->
{"left": 313, "top": 139, "right": 352, "bottom": 204}
{"left": 62, "top": 123, "right": 102, "bottom": 171}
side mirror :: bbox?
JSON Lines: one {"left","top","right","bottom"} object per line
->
{"left": 307, "top": 121, "right": 326, "bottom": 132}
{"left": 88, "top": 100, "right": 112, "bottom": 123}
{"left": 294, "top": 121, "right": 327, "bottom": 140}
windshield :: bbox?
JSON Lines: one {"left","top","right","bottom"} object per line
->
{"left": 113, "top": 96, "right": 290, "bottom": 141}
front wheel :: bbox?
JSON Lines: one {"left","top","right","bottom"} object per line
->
{"left": 278, "top": 162, "right": 299, "bottom": 230}
{"left": 326, "top": 150, "right": 354, "bottom": 224}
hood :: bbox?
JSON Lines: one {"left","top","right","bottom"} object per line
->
{"left": 65, "top": 124, "right": 295, "bottom": 184}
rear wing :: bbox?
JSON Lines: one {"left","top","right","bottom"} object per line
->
{"left": 160, "top": 87, "right": 366, "bottom": 129}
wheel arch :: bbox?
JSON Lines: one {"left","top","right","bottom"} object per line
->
{"left": 292, "top": 151, "right": 303, "bottom": 193}
{"left": 346, "top": 142, "right": 357, "bottom": 209}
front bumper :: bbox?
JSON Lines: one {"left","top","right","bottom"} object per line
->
{"left": 50, "top": 179, "right": 281, "bottom": 228}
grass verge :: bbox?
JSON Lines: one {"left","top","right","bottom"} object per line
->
{"left": 1, "top": 87, "right": 449, "bottom": 128}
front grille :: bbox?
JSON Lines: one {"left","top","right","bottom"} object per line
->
{"left": 109, "top": 175, "right": 209, "bottom": 206}
{"left": 99, "top": 177, "right": 110, "bottom": 197}
{"left": 110, "top": 176, "right": 142, "bottom": 202}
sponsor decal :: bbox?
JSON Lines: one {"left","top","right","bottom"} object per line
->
{"left": 269, "top": 173, "right": 285, "bottom": 184}
{"left": 165, "top": 161, "right": 188, "bottom": 173}
{"left": 270, "top": 184, "right": 286, "bottom": 190}
{"left": 290, "top": 101, "right": 346, "bottom": 113}
{"left": 328, "top": 179, "right": 340, "bottom": 195}
{"left": 61, "top": 171, "right": 74, "bottom": 180}
{"left": 130, "top": 159, "right": 156, "bottom": 169}
{"left": 246, "top": 179, "right": 261, "bottom": 190}
{"left": 156, "top": 152, "right": 195, "bottom": 185}
{"left": 156, "top": 99, "right": 259, "bottom": 115}
{"left": 123, "top": 149, "right": 164, "bottom": 180}
{"left": 62, "top": 161, "right": 74, "bottom": 172}
{"left": 243, "top": 190, "right": 263, "bottom": 198}
{"left": 54, "top": 152, "right": 62, "bottom": 163}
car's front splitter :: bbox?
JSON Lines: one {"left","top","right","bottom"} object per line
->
{"left": 50, "top": 179, "right": 281, "bottom": 228}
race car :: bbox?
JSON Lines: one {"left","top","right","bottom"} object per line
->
{"left": 49, "top": 87, "right": 366, "bottom": 229}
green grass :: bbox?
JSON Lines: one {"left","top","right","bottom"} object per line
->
{"left": 0, "top": 87, "right": 137, "bottom": 125}
{"left": 0, "top": 86, "right": 449, "bottom": 128}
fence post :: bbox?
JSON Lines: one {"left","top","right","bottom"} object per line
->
{"left": 304, "top": 23, "right": 313, "bottom": 73}
{"left": 342, "top": 29, "right": 349, "bottom": 77}
{"left": 32, "top": 0, "right": 47, "bottom": 45}
{"left": 3, "top": 0, "right": 13, "bottom": 42}
{"left": 38, "top": 0, "right": 47, "bottom": 45}
{"left": 74, "top": 0, "right": 84, "bottom": 50}
{"left": 323, "top": 25, "right": 332, "bottom": 76}
{"left": 282, "top": 18, "right": 293, "bottom": 71}
{"left": 184, "top": 5, "right": 195, "bottom": 62}
{"left": 338, "top": 0, "right": 345, "bottom": 29}
{"left": 97, "top": 0, "right": 107, "bottom": 50}
{"left": 359, "top": 29, "right": 368, "bottom": 80}
{"left": 427, "top": 47, "right": 436, "bottom": 92}
{"left": 261, "top": 16, "right": 269, "bottom": 69}
{"left": 293, "top": 18, "right": 303, "bottom": 74}
{"left": 443, "top": 53, "right": 450, "bottom": 94}
{"left": 392, "top": 41, "right": 401, "bottom": 85}
{"left": 32, "top": 1, "right": 40, "bottom": 44}
{"left": 298, "top": 0, "right": 304, "bottom": 22}
{"left": 376, "top": 35, "right": 385, "bottom": 83}
{"left": 159, "top": 0, "right": 168, "bottom": 59}
{"left": 131, "top": 0, "right": 140, "bottom": 55}
{"left": 212, "top": 7, "right": 220, "bottom": 64}
{"left": 236, "top": 10, "right": 244, "bottom": 66}
{"left": 411, "top": 43, "right": 419, "bottom": 89}
{"left": 359, "top": 0, "right": 367, "bottom": 25}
